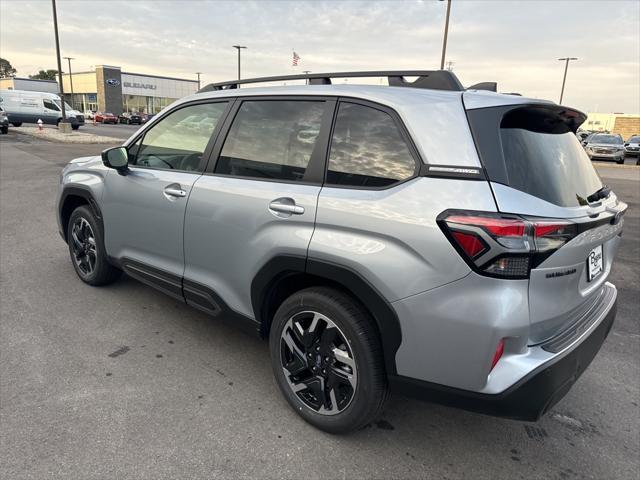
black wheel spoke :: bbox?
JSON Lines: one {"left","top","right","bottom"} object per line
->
{"left": 280, "top": 311, "right": 357, "bottom": 416}
{"left": 70, "top": 217, "right": 97, "bottom": 277}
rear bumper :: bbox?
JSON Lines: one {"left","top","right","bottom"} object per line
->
{"left": 389, "top": 295, "right": 616, "bottom": 421}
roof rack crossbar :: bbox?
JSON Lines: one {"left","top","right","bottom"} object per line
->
{"left": 198, "top": 70, "right": 466, "bottom": 93}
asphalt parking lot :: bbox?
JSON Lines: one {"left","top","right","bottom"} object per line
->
{"left": 1, "top": 131, "right": 638, "bottom": 479}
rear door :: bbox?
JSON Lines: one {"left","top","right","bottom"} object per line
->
{"left": 466, "top": 102, "right": 626, "bottom": 344}
{"left": 182, "top": 97, "right": 335, "bottom": 318}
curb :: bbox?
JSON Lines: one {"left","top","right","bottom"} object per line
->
{"left": 11, "top": 127, "right": 121, "bottom": 145}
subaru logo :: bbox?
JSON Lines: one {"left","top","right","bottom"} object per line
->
{"left": 106, "top": 79, "right": 120, "bottom": 86}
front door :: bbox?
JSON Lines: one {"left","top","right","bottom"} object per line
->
{"left": 183, "top": 98, "right": 335, "bottom": 318}
{"left": 101, "top": 101, "right": 231, "bottom": 297}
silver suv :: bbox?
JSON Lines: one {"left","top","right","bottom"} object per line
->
{"left": 56, "top": 71, "right": 626, "bottom": 433}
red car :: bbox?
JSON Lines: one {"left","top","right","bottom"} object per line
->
{"left": 95, "top": 112, "right": 118, "bottom": 124}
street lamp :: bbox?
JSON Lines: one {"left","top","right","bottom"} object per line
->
{"left": 63, "top": 56, "right": 75, "bottom": 110}
{"left": 439, "top": 0, "right": 452, "bottom": 70}
{"left": 195, "top": 71, "right": 202, "bottom": 90}
{"left": 232, "top": 45, "right": 247, "bottom": 86}
{"left": 51, "top": 0, "right": 70, "bottom": 131}
{"left": 558, "top": 57, "right": 578, "bottom": 104}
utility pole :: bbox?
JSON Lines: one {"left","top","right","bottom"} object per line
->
{"left": 303, "top": 70, "right": 311, "bottom": 85}
{"left": 63, "top": 56, "right": 75, "bottom": 110}
{"left": 195, "top": 71, "right": 202, "bottom": 90}
{"left": 232, "top": 45, "right": 247, "bottom": 86}
{"left": 558, "top": 57, "right": 578, "bottom": 104}
{"left": 51, "top": 0, "right": 70, "bottom": 131}
{"left": 440, "top": 0, "right": 452, "bottom": 70}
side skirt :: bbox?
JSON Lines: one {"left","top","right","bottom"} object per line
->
{"left": 119, "top": 258, "right": 261, "bottom": 336}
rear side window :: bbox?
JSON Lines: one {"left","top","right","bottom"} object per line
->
{"left": 469, "top": 105, "right": 603, "bottom": 207}
{"left": 215, "top": 100, "right": 325, "bottom": 182}
{"left": 327, "top": 103, "right": 416, "bottom": 187}
{"left": 132, "top": 102, "right": 227, "bottom": 171}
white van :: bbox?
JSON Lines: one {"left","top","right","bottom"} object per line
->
{"left": 0, "top": 90, "right": 84, "bottom": 130}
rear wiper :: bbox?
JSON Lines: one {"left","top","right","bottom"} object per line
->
{"left": 587, "top": 185, "right": 611, "bottom": 203}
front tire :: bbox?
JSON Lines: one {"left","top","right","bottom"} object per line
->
{"left": 11, "top": 122, "right": 22, "bottom": 127}
{"left": 67, "top": 206, "right": 121, "bottom": 286}
{"left": 1, "top": 126, "right": 7, "bottom": 134}
{"left": 269, "top": 287, "right": 388, "bottom": 433}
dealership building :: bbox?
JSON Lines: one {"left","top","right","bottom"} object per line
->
{"left": 1, "top": 65, "right": 199, "bottom": 115}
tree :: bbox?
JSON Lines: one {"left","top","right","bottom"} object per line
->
{"left": 29, "top": 69, "right": 59, "bottom": 81}
{"left": 0, "top": 58, "right": 17, "bottom": 78}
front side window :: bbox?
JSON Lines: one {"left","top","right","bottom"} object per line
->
{"left": 215, "top": 100, "right": 325, "bottom": 182}
{"left": 326, "top": 103, "right": 416, "bottom": 187}
{"left": 132, "top": 102, "right": 227, "bottom": 171}
{"left": 43, "top": 99, "right": 60, "bottom": 111}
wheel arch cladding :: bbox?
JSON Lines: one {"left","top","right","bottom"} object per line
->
{"left": 251, "top": 255, "right": 402, "bottom": 375}
{"left": 59, "top": 187, "right": 103, "bottom": 242}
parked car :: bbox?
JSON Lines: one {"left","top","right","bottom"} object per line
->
{"left": 0, "top": 106, "right": 9, "bottom": 134}
{"left": 0, "top": 89, "right": 84, "bottom": 129}
{"left": 118, "top": 112, "right": 142, "bottom": 125}
{"left": 98, "top": 112, "right": 118, "bottom": 124}
{"left": 623, "top": 135, "right": 640, "bottom": 158}
{"left": 584, "top": 133, "right": 626, "bottom": 164}
{"left": 141, "top": 113, "right": 155, "bottom": 123}
{"left": 56, "top": 70, "right": 626, "bottom": 433}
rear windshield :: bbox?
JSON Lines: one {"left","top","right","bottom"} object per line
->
{"left": 467, "top": 105, "right": 603, "bottom": 207}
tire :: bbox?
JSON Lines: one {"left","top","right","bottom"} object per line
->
{"left": 11, "top": 122, "right": 22, "bottom": 127}
{"left": 269, "top": 287, "right": 388, "bottom": 433}
{"left": 616, "top": 158, "right": 624, "bottom": 165}
{"left": 1, "top": 126, "right": 7, "bottom": 134}
{"left": 67, "top": 205, "right": 121, "bottom": 286}
{"left": 71, "top": 124, "right": 80, "bottom": 131}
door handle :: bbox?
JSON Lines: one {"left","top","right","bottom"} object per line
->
{"left": 269, "top": 198, "right": 305, "bottom": 217}
{"left": 164, "top": 186, "right": 187, "bottom": 198}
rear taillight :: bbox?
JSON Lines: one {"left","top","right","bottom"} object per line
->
{"left": 438, "top": 210, "right": 577, "bottom": 279}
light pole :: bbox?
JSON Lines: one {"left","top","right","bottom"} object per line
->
{"left": 63, "top": 56, "right": 75, "bottom": 110}
{"left": 439, "top": 0, "right": 452, "bottom": 70}
{"left": 558, "top": 57, "right": 578, "bottom": 104}
{"left": 195, "top": 71, "right": 202, "bottom": 90}
{"left": 51, "top": 0, "right": 69, "bottom": 131}
{"left": 232, "top": 45, "right": 247, "bottom": 86}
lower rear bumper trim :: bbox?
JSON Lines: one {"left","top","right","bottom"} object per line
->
{"left": 389, "top": 299, "right": 616, "bottom": 421}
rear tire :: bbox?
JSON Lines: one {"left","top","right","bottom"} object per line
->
{"left": 1, "top": 126, "right": 7, "bottom": 134}
{"left": 11, "top": 122, "right": 22, "bottom": 127}
{"left": 269, "top": 287, "right": 388, "bottom": 433}
{"left": 616, "top": 158, "right": 624, "bottom": 164}
{"left": 71, "top": 124, "right": 80, "bottom": 131}
{"left": 67, "top": 206, "right": 121, "bottom": 286}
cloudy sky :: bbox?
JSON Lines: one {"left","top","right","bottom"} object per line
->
{"left": 1, "top": 0, "right": 638, "bottom": 113}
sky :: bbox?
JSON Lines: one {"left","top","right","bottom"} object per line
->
{"left": 1, "top": 0, "right": 638, "bottom": 113}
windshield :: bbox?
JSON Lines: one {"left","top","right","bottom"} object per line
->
{"left": 628, "top": 136, "right": 640, "bottom": 143}
{"left": 590, "top": 135, "right": 622, "bottom": 145}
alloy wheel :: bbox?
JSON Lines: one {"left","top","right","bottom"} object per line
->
{"left": 280, "top": 310, "right": 357, "bottom": 415}
{"left": 70, "top": 217, "right": 97, "bottom": 276}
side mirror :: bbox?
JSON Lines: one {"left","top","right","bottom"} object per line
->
{"left": 101, "top": 146, "right": 128, "bottom": 172}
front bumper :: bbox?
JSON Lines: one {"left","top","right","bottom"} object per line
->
{"left": 588, "top": 151, "right": 624, "bottom": 160}
{"left": 624, "top": 147, "right": 639, "bottom": 156}
{"left": 390, "top": 291, "right": 617, "bottom": 421}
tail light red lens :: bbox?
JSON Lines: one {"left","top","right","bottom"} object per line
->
{"left": 438, "top": 210, "right": 577, "bottom": 279}
{"left": 491, "top": 339, "right": 505, "bottom": 371}
{"left": 451, "top": 231, "right": 487, "bottom": 258}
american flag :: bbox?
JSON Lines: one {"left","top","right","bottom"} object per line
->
{"left": 292, "top": 51, "right": 301, "bottom": 67}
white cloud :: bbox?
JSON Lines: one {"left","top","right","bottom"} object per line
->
{"left": 1, "top": 0, "right": 638, "bottom": 113}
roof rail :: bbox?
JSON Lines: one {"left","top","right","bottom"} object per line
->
{"left": 198, "top": 70, "right": 466, "bottom": 93}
